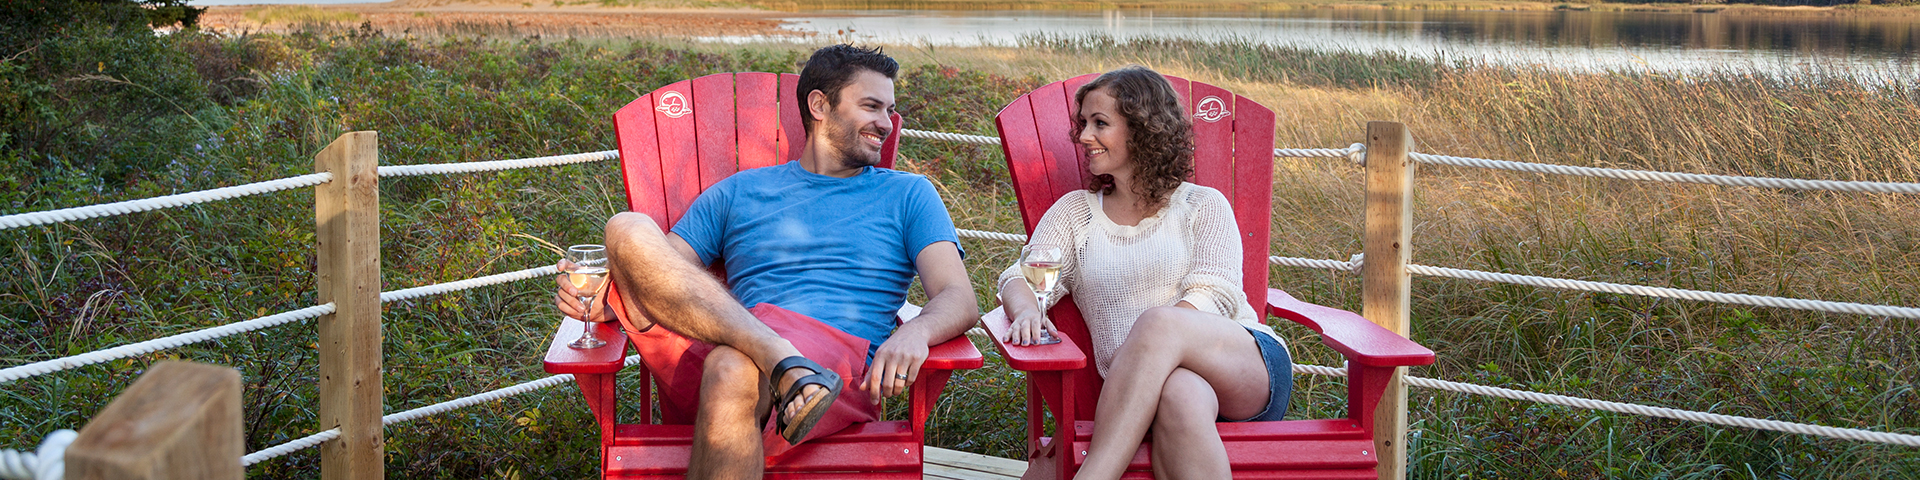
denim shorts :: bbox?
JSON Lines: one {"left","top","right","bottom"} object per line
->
{"left": 1221, "top": 326, "right": 1293, "bottom": 422}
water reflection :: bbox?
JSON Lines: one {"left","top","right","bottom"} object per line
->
{"left": 734, "top": 9, "right": 1920, "bottom": 76}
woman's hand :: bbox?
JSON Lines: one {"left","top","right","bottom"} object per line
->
{"left": 1006, "top": 304, "right": 1058, "bottom": 346}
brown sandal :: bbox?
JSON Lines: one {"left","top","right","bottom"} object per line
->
{"left": 769, "top": 356, "right": 842, "bottom": 445}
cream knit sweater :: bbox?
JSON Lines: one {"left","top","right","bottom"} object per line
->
{"left": 999, "top": 182, "right": 1283, "bottom": 378}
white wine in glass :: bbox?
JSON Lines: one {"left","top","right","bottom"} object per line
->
{"left": 1019, "top": 244, "right": 1065, "bottom": 345}
{"left": 567, "top": 244, "right": 610, "bottom": 349}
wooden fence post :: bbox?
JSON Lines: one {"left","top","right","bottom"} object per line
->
{"left": 64, "top": 361, "right": 242, "bottom": 480}
{"left": 1362, "top": 121, "right": 1414, "bottom": 480}
{"left": 315, "top": 131, "right": 382, "bottom": 480}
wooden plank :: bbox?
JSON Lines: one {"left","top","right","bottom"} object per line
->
{"left": 1361, "top": 121, "right": 1414, "bottom": 480}
{"left": 994, "top": 97, "right": 1051, "bottom": 233}
{"left": 1027, "top": 82, "right": 1081, "bottom": 201}
{"left": 613, "top": 93, "right": 666, "bottom": 218}
{"left": 1231, "top": 95, "right": 1277, "bottom": 311}
{"left": 65, "top": 361, "right": 242, "bottom": 480}
{"left": 777, "top": 73, "right": 806, "bottom": 164}
{"left": 651, "top": 80, "right": 699, "bottom": 227}
{"left": 923, "top": 463, "right": 1010, "bottom": 480}
{"left": 313, "top": 131, "right": 382, "bottom": 480}
{"left": 692, "top": 73, "right": 739, "bottom": 191}
{"left": 924, "top": 447, "right": 1026, "bottom": 478}
{"left": 736, "top": 72, "right": 782, "bottom": 171}
{"left": 1186, "top": 80, "right": 1236, "bottom": 197}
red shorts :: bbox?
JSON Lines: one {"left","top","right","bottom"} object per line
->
{"left": 623, "top": 302, "right": 879, "bottom": 455}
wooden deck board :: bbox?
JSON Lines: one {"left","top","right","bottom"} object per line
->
{"left": 925, "top": 447, "right": 1025, "bottom": 480}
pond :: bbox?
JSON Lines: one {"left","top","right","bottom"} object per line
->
{"left": 738, "top": 9, "right": 1920, "bottom": 77}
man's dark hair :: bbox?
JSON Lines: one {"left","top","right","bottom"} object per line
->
{"left": 794, "top": 44, "right": 899, "bottom": 136}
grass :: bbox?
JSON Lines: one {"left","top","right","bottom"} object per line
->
{"left": 241, "top": 5, "right": 365, "bottom": 25}
{"left": 749, "top": 0, "right": 1920, "bottom": 15}
{"left": 2, "top": 25, "right": 1918, "bottom": 480}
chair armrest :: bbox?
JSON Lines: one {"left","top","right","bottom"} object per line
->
{"left": 543, "top": 317, "right": 630, "bottom": 374}
{"left": 979, "top": 306, "right": 1087, "bottom": 371}
{"left": 1265, "top": 289, "right": 1434, "bottom": 368}
{"left": 895, "top": 302, "right": 984, "bottom": 370}
{"left": 925, "top": 333, "right": 986, "bottom": 370}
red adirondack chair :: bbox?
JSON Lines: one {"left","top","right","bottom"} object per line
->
{"left": 541, "top": 72, "right": 985, "bottom": 479}
{"left": 981, "top": 74, "right": 1437, "bottom": 479}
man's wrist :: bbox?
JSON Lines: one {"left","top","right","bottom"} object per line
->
{"left": 890, "top": 320, "right": 937, "bottom": 345}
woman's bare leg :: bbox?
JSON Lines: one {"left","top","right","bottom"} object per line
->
{"left": 1072, "top": 306, "right": 1270, "bottom": 480}
{"left": 1149, "top": 369, "right": 1227, "bottom": 480}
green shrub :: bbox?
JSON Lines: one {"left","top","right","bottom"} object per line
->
{"left": 0, "top": 0, "right": 216, "bottom": 188}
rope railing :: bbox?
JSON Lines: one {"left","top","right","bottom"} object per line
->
{"left": 0, "top": 173, "right": 334, "bottom": 232}
{"left": 378, "top": 150, "right": 618, "bottom": 177}
{"left": 900, "top": 129, "right": 1000, "bottom": 145}
{"left": 1408, "top": 151, "right": 1920, "bottom": 194}
{"left": 0, "top": 304, "right": 337, "bottom": 384}
{"left": 1406, "top": 263, "right": 1920, "bottom": 319}
{"left": 244, "top": 355, "right": 644, "bottom": 466}
{"left": 901, "top": 128, "right": 1920, "bottom": 194}
{"left": 965, "top": 226, "right": 1920, "bottom": 320}
{"left": 0, "top": 265, "right": 560, "bottom": 385}
{"left": 1270, "top": 254, "right": 1364, "bottom": 272}
{"left": 1275, "top": 143, "right": 1366, "bottom": 163}
{"left": 0, "top": 430, "right": 73, "bottom": 480}
{"left": 1267, "top": 252, "right": 1920, "bottom": 319}
{"left": 0, "top": 150, "right": 616, "bottom": 233}
{"left": 956, "top": 228, "right": 1027, "bottom": 243}
{"left": 1289, "top": 363, "right": 1920, "bottom": 447}
{"left": 380, "top": 265, "right": 559, "bottom": 303}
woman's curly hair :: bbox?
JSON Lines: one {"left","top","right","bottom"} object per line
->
{"left": 1073, "top": 66, "right": 1194, "bottom": 210}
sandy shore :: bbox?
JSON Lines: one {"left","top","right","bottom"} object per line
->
{"left": 199, "top": 1, "right": 803, "bottom": 38}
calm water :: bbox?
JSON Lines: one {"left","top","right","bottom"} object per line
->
{"left": 735, "top": 9, "right": 1920, "bottom": 76}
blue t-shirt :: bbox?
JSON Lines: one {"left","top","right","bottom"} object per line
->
{"left": 671, "top": 161, "right": 962, "bottom": 358}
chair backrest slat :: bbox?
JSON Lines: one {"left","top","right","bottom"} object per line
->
{"left": 776, "top": 73, "right": 807, "bottom": 166}
{"left": 693, "top": 74, "right": 741, "bottom": 192}
{"left": 648, "top": 79, "right": 702, "bottom": 227}
{"left": 1231, "top": 96, "right": 1275, "bottom": 310}
{"left": 1029, "top": 82, "right": 1085, "bottom": 202}
{"left": 1188, "top": 81, "right": 1237, "bottom": 200}
{"left": 735, "top": 72, "right": 782, "bottom": 171}
{"left": 996, "top": 95, "right": 1053, "bottom": 233}
{"left": 613, "top": 94, "right": 666, "bottom": 219}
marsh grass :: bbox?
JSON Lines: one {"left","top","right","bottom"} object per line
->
{"left": 2, "top": 27, "right": 1917, "bottom": 479}
{"left": 241, "top": 5, "right": 365, "bottom": 26}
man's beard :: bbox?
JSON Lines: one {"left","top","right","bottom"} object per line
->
{"left": 822, "top": 116, "right": 884, "bottom": 169}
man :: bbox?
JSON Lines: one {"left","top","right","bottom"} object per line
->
{"left": 554, "top": 44, "right": 978, "bottom": 479}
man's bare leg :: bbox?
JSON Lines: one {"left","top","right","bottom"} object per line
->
{"left": 688, "top": 345, "right": 770, "bottom": 480}
{"left": 603, "top": 213, "right": 829, "bottom": 416}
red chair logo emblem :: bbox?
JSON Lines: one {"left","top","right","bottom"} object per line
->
{"left": 656, "top": 91, "right": 693, "bottom": 118}
{"left": 1194, "top": 96, "right": 1231, "bottom": 123}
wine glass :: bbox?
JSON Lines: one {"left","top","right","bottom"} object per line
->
{"left": 565, "top": 244, "right": 611, "bottom": 349}
{"left": 1018, "top": 244, "right": 1065, "bottom": 345}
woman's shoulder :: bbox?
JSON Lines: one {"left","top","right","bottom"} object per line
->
{"left": 1174, "top": 182, "right": 1232, "bottom": 208}
{"left": 1044, "top": 189, "right": 1099, "bottom": 215}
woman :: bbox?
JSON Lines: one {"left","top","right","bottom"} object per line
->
{"left": 998, "top": 66, "right": 1292, "bottom": 480}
